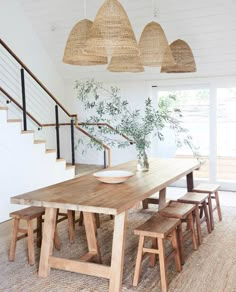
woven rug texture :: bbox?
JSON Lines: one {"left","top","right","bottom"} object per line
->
{"left": 0, "top": 206, "right": 236, "bottom": 292}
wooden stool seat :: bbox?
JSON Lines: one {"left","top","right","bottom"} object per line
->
{"left": 193, "top": 183, "right": 222, "bottom": 230}
{"left": 133, "top": 214, "right": 181, "bottom": 292}
{"left": 193, "top": 183, "right": 220, "bottom": 193}
{"left": 159, "top": 201, "right": 198, "bottom": 265}
{"left": 134, "top": 214, "right": 181, "bottom": 238}
{"left": 178, "top": 192, "right": 211, "bottom": 245}
{"left": 10, "top": 206, "right": 45, "bottom": 220}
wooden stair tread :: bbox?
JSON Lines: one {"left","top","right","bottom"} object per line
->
{"left": 56, "top": 158, "right": 65, "bottom": 162}
{"left": 7, "top": 119, "right": 21, "bottom": 123}
{"left": 177, "top": 192, "right": 209, "bottom": 204}
{"left": 21, "top": 130, "right": 34, "bottom": 134}
{"left": 0, "top": 106, "right": 8, "bottom": 110}
{"left": 46, "top": 149, "right": 56, "bottom": 154}
{"left": 34, "top": 140, "right": 46, "bottom": 144}
{"left": 193, "top": 183, "right": 220, "bottom": 193}
{"left": 66, "top": 165, "right": 75, "bottom": 170}
{"left": 10, "top": 206, "right": 45, "bottom": 220}
{"left": 134, "top": 214, "right": 180, "bottom": 238}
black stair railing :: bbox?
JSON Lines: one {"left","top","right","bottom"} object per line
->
{"left": 0, "top": 38, "right": 112, "bottom": 168}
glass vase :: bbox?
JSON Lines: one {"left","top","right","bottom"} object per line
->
{"left": 137, "top": 149, "right": 149, "bottom": 172}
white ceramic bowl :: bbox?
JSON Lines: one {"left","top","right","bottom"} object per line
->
{"left": 93, "top": 170, "right": 134, "bottom": 184}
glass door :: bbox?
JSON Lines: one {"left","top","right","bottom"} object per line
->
{"left": 157, "top": 88, "right": 210, "bottom": 180}
{"left": 217, "top": 88, "right": 236, "bottom": 188}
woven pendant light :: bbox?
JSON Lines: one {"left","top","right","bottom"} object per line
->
{"left": 139, "top": 21, "right": 175, "bottom": 67}
{"left": 161, "top": 39, "right": 196, "bottom": 73}
{"left": 107, "top": 55, "right": 144, "bottom": 72}
{"left": 83, "top": 0, "right": 140, "bottom": 57}
{"left": 63, "top": 19, "right": 108, "bottom": 65}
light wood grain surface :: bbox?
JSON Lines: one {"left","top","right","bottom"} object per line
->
{"left": 11, "top": 158, "right": 200, "bottom": 215}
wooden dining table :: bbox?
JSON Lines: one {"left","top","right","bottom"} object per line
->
{"left": 11, "top": 158, "right": 200, "bottom": 292}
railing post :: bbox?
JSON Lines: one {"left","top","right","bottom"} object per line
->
{"left": 70, "top": 119, "right": 75, "bottom": 165}
{"left": 55, "top": 105, "right": 60, "bottom": 159}
{"left": 103, "top": 149, "right": 107, "bottom": 168}
{"left": 20, "top": 68, "right": 27, "bottom": 130}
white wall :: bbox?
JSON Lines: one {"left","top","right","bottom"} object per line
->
{"left": 0, "top": 0, "right": 65, "bottom": 102}
{"left": 0, "top": 109, "right": 74, "bottom": 223}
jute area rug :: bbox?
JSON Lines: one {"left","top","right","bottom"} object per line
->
{"left": 0, "top": 206, "right": 236, "bottom": 292}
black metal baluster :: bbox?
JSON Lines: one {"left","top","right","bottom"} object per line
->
{"left": 71, "top": 119, "right": 75, "bottom": 165}
{"left": 55, "top": 105, "right": 60, "bottom": 159}
{"left": 20, "top": 68, "right": 27, "bottom": 131}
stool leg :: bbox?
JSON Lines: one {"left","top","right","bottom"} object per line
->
{"left": 214, "top": 191, "right": 222, "bottom": 221}
{"left": 133, "top": 235, "right": 145, "bottom": 286}
{"left": 54, "top": 227, "right": 61, "bottom": 251}
{"left": 194, "top": 204, "right": 202, "bottom": 245}
{"left": 95, "top": 214, "right": 100, "bottom": 228}
{"left": 79, "top": 212, "right": 83, "bottom": 226}
{"left": 9, "top": 218, "right": 20, "bottom": 261}
{"left": 27, "top": 219, "right": 35, "bottom": 265}
{"left": 67, "top": 210, "right": 75, "bottom": 243}
{"left": 188, "top": 213, "right": 198, "bottom": 250}
{"left": 158, "top": 238, "right": 168, "bottom": 292}
{"left": 36, "top": 215, "right": 43, "bottom": 248}
{"left": 177, "top": 224, "right": 184, "bottom": 265}
{"left": 202, "top": 201, "right": 211, "bottom": 234}
{"left": 150, "top": 238, "right": 157, "bottom": 267}
{"left": 171, "top": 229, "right": 181, "bottom": 272}
{"left": 208, "top": 194, "right": 214, "bottom": 231}
{"left": 142, "top": 199, "right": 148, "bottom": 209}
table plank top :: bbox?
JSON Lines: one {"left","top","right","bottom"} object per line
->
{"left": 11, "top": 158, "right": 200, "bottom": 215}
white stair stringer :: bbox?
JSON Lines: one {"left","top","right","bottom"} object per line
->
{"left": 0, "top": 108, "right": 75, "bottom": 223}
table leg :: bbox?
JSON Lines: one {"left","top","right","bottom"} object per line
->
{"left": 39, "top": 207, "right": 57, "bottom": 277}
{"left": 83, "top": 212, "right": 101, "bottom": 263}
{"left": 186, "top": 172, "right": 194, "bottom": 191}
{"left": 158, "top": 188, "right": 166, "bottom": 209}
{"left": 109, "top": 211, "right": 127, "bottom": 292}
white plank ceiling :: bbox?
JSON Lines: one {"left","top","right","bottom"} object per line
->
{"left": 19, "top": 0, "right": 236, "bottom": 82}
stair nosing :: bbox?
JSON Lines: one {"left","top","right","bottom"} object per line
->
{"left": 45, "top": 149, "right": 56, "bottom": 154}
{"left": 34, "top": 140, "right": 46, "bottom": 144}
{"left": 7, "top": 119, "right": 22, "bottom": 123}
{"left": 21, "top": 130, "right": 35, "bottom": 134}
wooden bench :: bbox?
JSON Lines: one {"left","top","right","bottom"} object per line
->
{"left": 193, "top": 183, "right": 222, "bottom": 230}
{"left": 133, "top": 214, "right": 181, "bottom": 292}
{"left": 177, "top": 192, "right": 212, "bottom": 245}
{"left": 159, "top": 201, "right": 198, "bottom": 265}
{"left": 9, "top": 206, "right": 60, "bottom": 265}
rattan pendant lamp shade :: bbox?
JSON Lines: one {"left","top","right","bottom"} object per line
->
{"left": 139, "top": 21, "right": 175, "bottom": 67}
{"left": 161, "top": 39, "right": 196, "bottom": 73}
{"left": 84, "top": 0, "right": 140, "bottom": 57}
{"left": 108, "top": 56, "right": 144, "bottom": 72}
{"left": 63, "top": 19, "right": 107, "bottom": 65}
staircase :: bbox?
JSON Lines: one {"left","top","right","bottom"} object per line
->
{"left": 0, "top": 106, "right": 75, "bottom": 222}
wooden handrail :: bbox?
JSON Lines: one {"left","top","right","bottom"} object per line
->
{"left": 78, "top": 122, "right": 135, "bottom": 144}
{"left": 76, "top": 126, "right": 111, "bottom": 167}
{"left": 0, "top": 86, "right": 42, "bottom": 127}
{"left": 0, "top": 38, "right": 76, "bottom": 119}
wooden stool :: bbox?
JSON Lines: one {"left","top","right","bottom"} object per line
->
{"left": 9, "top": 207, "right": 45, "bottom": 265}
{"left": 159, "top": 201, "right": 198, "bottom": 265}
{"left": 193, "top": 184, "right": 222, "bottom": 230}
{"left": 133, "top": 214, "right": 181, "bottom": 292}
{"left": 177, "top": 192, "right": 211, "bottom": 245}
